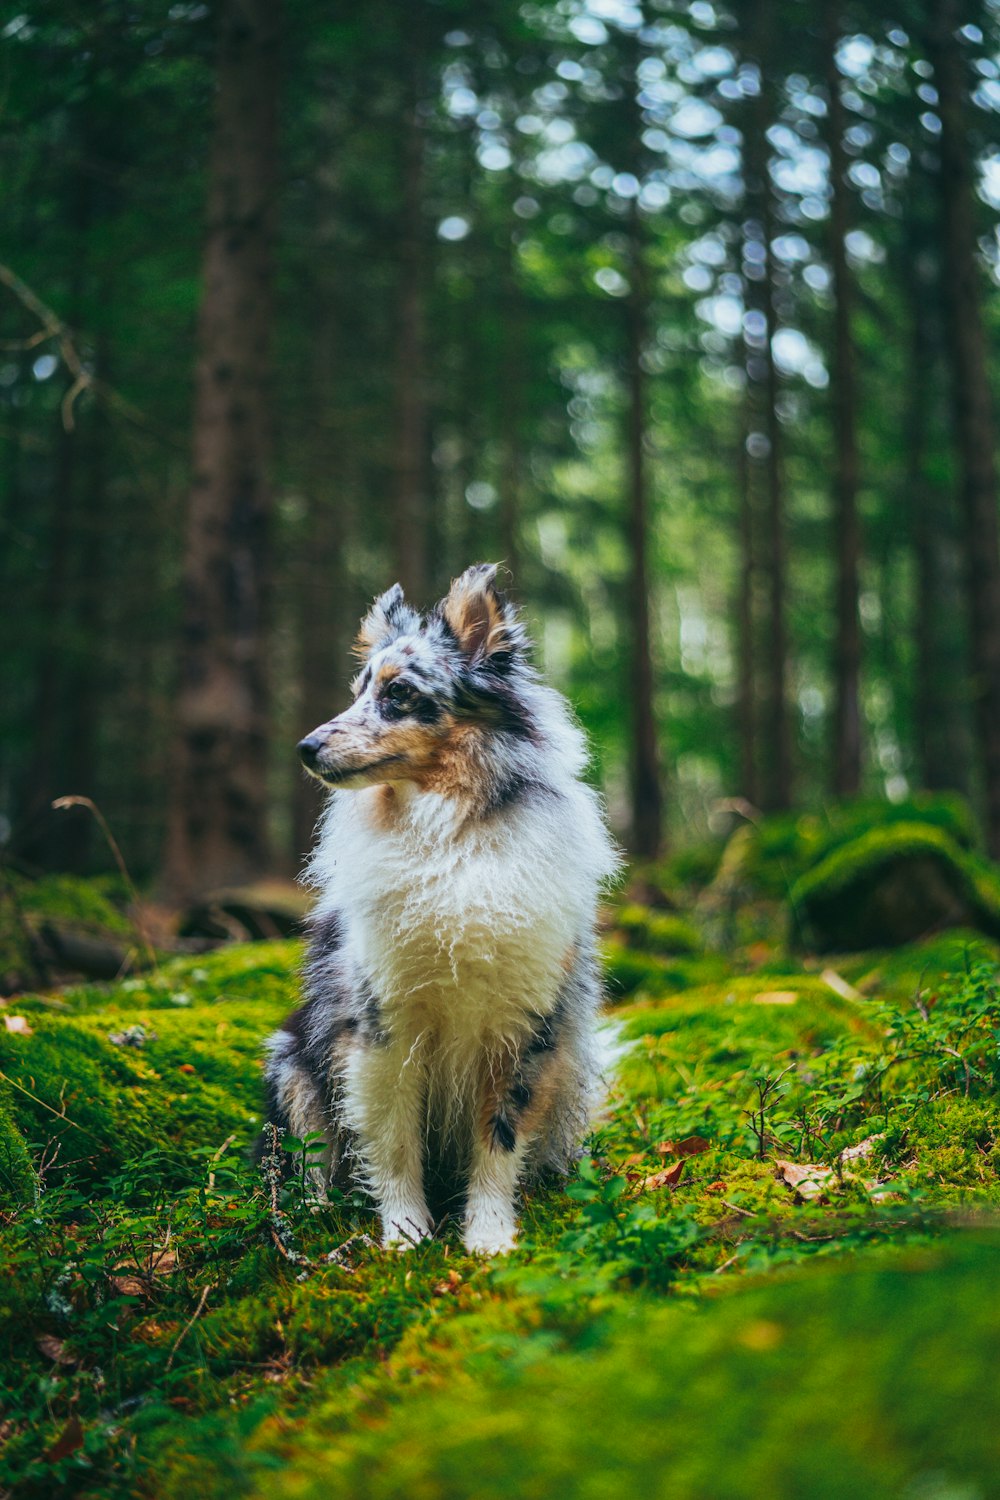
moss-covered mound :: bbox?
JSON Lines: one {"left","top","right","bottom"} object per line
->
{"left": 0, "top": 941, "right": 297, "bottom": 1200}
{"left": 0, "top": 871, "right": 137, "bottom": 992}
{"left": 790, "top": 823, "right": 1000, "bottom": 952}
{"left": 704, "top": 794, "right": 978, "bottom": 906}
{"left": 258, "top": 1236, "right": 1000, "bottom": 1500}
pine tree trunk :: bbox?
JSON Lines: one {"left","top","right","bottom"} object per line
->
{"left": 625, "top": 198, "right": 663, "bottom": 857}
{"left": 735, "top": 400, "right": 758, "bottom": 805}
{"left": 825, "top": 3, "right": 863, "bottom": 798}
{"left": 927, "top": 1, "right": 1000, "bottom": 854}
{"left": 392, "top": 55, "right": 429, "bottom": 601}
{"left": 163, "top": 0, "right": 281, "bottom": 898}
{"left": 905, "top": 246, "right": 973, "bottom": 795}
{"left": 742, "top": 11, "right": 793, "bottom": 812}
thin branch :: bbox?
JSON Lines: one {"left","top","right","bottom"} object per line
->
{"left": 0, "top": 261, "right": 182, "bottom": 447}
{"left": 51, "top": 796, "right": 159, "bottom": 975}
{"left": 165, "top": 1282, "right": 212, "bottom": 1374}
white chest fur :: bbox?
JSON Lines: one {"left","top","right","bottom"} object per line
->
{"left": 312, "top": 786, "right": 595, "bottom": 1051}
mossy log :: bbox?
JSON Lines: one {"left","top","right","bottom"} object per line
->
{"left": 179, "top": 881, "right": 312, "bottom": 942}
{"left": 790, "top": 823, "right": 1000, "bottom": 952}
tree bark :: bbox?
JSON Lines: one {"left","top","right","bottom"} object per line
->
{"left": 163, "top": 0, "right": 281, "bottom": 898}
{"left": 927, "top": 1, "right": 1000, "bottom": 854}
{"left": 742, "top": 12, "right": 793, "bottom": 812}
{"left": 625, "top": 198, "right": 663, "bottom": 857}
{"left": 905, "top": 246, "right": 972, "bottom": 795}
{"left": 825, "top": 3, "right": 863, "bottom": 798}
{"left": 735, "top": 398, "right": 758, "bottom": 805}
{"left": 392, "top": 53, "right": 429, "bottom": 601}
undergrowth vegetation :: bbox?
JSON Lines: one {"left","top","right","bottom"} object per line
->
{"left": 2, "top": 830, "right": 1000, "bottom": 1496}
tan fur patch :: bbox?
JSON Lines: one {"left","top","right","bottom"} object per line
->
{"left": 414, "top": 720, "right": 490, "bottom": 802}
{"left": 366, "top": 783, "right": 399, "bottom": 832}
{"left": 441, "top": 565, "right": 507, "bottom": 660}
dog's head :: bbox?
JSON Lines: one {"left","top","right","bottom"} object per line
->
{"left": 298, "top": 563, "right": 533, "bottom": 797}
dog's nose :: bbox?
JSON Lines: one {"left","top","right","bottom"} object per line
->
{"left": 298, "top": 733, "right": 325, "bottom": 766}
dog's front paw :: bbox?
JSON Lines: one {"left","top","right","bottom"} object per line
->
{"left": 462, "top": 1215, "right": 518, "bottom": 1257}
{"left": 380, "top": 1208, "right": 434, "bottom": 1251}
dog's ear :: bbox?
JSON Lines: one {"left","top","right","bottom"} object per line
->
{"left": 439, "top": 563, "right": 518, "bottom": 665}
{"left": 355, "top": 583, "right": 420, "bottom": 658}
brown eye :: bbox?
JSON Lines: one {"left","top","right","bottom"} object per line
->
{"left": 384, "top": 680, "right": 416, "bottom": 712}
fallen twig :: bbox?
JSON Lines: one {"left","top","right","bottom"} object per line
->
{"left": 165, "top": 1282, "right": 212, "bottom": 1374}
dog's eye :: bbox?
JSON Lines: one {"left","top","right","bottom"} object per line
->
{"left": 384, "top": 681, "right": 416, "bottom": 712}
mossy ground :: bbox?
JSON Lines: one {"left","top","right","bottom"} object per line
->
{"left": 1, "top": 889, "right": 999, "bottom": 1497}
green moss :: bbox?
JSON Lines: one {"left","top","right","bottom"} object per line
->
{"left": 235, "top": 1236, "right": 1000, "bottom": 1500}
{"left": 610, "top": 904, "right": 703, "bottom": 955}
{"left": 0, "top": 941, "right": 299, "bottom": 1183}
{"left": 2, "top": 916, "right": 1000, "bottom": 1499}
{"left": 0, "top": 1094, "right": 34, "bottom": 1206}
{"left": 707, "top": 796, "right": 979, "bottom": 906}
{"left": 601, "top": 941, "right": 728, "bottom": 1001}
{"left": 790, "top": 823, "right": 1000, "bottom": 952}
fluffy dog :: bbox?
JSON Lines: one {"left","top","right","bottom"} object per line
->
{"left": 261, "top": 563, "right": 617, "bottom": 1254}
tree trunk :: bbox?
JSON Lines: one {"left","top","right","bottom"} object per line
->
{"left": 735, "top": 399, "right": 758, "bottom": 805}
{"left": 163, "top": 0, "right": 281, "bottom": 898}
{"left": 825, "top": 3, "right": 863, "bottom": 798}
{"left": 742, "top": 13, "right": 793, "bottom": 812}
{"left": 625, "top": 198, "right": 663, "bottom": 857}
{"left": 392, "top": 54, "right": 429, "bottom": 601}
{"left": 927, "top": 1, "right": 1000, "bottom": 854}
{"left": 292, "top": 485, "right": 351, "bottom": 861}
{"left": 905, "top": 247, "right": 972, "bottom": 795}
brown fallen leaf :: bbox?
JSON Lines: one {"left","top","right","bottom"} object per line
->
{"left": 110, "top": 1275, "right": 148, "bottom": 1298}
{"left": 45, "top": 1415, "right": 84, "bottom": 1463}
{"left": 775, "top": 1159, "right": 834, "bottom": 1201}
{"left": 36, "top": 1334, "right": 75, "bottom": 1365}
{"left": 178, "top": 1063, "right": 196, "bottom": 1075}
{"left": 3, "top": 1015, "right": 32, "bottom": 1036}
{"left": 433, "top": 1269, "right": 463, "bottom": 1296}
{"left": 656, "top": 1134, "right": 711, "bottom": 1159}
{"left": 641, "top": 1160, "right": 685, "bottom": 1191}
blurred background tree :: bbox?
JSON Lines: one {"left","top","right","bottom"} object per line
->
{"left": 2, "top": 0, "right": 1000, "bottom": 895}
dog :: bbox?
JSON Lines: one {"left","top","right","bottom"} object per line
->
{"left": 260, "top": 563, "right": 617, "bottom": 1254}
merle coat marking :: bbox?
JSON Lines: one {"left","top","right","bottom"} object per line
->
{"left": 260, "top": 563, "right": 618, "bottom": 1254}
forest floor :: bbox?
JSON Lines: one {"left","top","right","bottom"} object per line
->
{"left": 2, "top": 835, "right": 1000, "bottom": 1498}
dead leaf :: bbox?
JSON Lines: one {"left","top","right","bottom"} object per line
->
{"left": 433, "top": 1269, "right": 463, "bottom": 1295}
{"left": 3, "top": 1015, "right": 32, "bottom": 1036}
{"left": 775, "top": 1159, "right": 834, "bottom": 1201}
{"left": 178, "top": 1063, "right": 196, "bottom": 1075}
{"left": 44, "top": 1415, "right": 84, "bottom": 1463}
{"left": 641, "top": 1160, "right": 685, "bottom": 1191}
{"left": 110, "top": 1275, "right": 148, "bottom": 1298}
{"left": 36, "top": 1334, "right": 75, "bottom": 1365}
{"left": 669, "top": 1134, "right": 711, "bottom": 1158}
{"left": 752, "top": 991, "right": 798, "bottom": 1006}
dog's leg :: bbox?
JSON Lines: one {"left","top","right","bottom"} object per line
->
{"left": 464, "top": 1123, "right": 527, "bottom": 1255}
{"left": 343, "top": 1042, "right": 433, "bottom": 1249}
{"left": 260, "top": 1040, "right": 337, "bottom": 1196}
